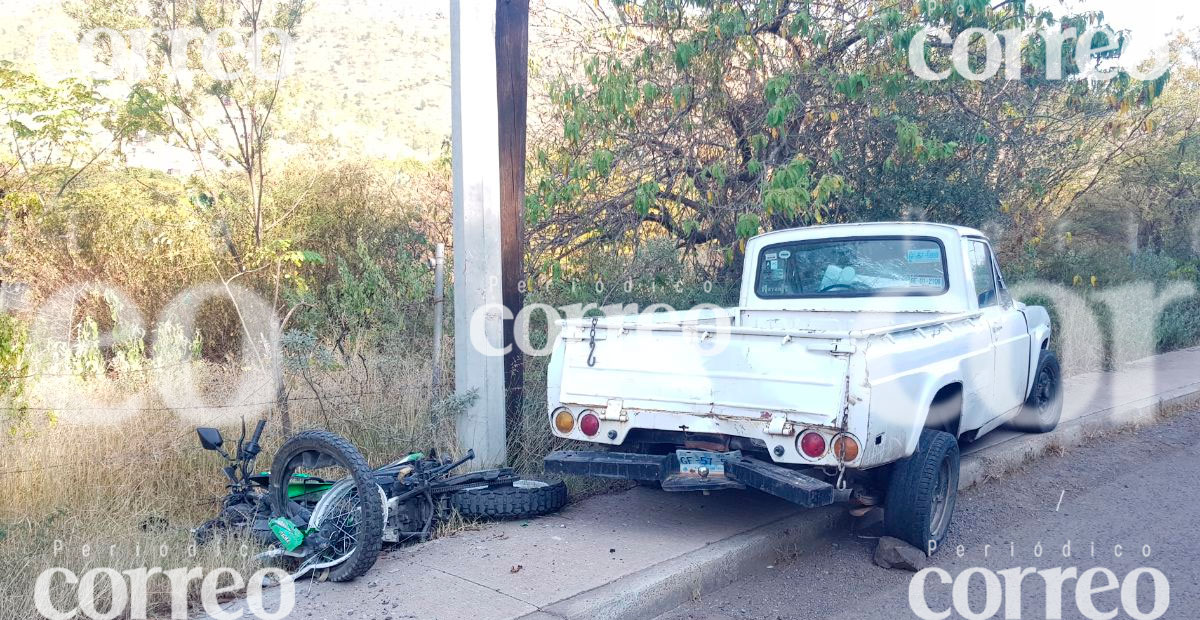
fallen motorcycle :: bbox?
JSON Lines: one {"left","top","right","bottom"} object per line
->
{"left": 194, "top": 420, "right": 385, "bottom": 582}
{"left": 373, "top": 449, "right": 568, "bottom": 543}
{"left": 194, "top": 420, "right": 568, "bottom": 582}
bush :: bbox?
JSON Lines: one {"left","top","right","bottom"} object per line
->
{"left": 0, "top": 314, "right": 31, "bottom": 432}
{"left": 1157, "top": 296, "right": 1200, "bottom": 353}
{"left": 530, "top": 237, "right": 736, "bottom": 312}
{"left": 1010, "top": 243, "right": 1190, "bottom": 289}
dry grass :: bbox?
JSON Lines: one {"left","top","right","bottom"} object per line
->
{"left": 0, "top": 408, "right": 264, "bottom": 620}
{"left": 283, "top": 346, "right": 459, "bottom": 463}
{"left": 0, "top": 340, "right": 604, "bottom": 619}
{"left": 1012, "top": 282, "right": 1106, "bottom": 376}
{"left": 0, "top": 344, "right": 465, "bottom": 620}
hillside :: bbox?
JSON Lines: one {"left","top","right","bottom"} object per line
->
{"left": 0, "top": 0, "right": 601, "bottom": 164}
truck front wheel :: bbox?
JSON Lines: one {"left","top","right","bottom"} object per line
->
{"left": 883, "top": 429, "right": 959, "bottom": 555}
{"left": 1007, "top": 349, "right": 1063, "bottom": 433}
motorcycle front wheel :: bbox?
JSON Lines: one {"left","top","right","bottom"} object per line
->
{"left": 268, "top": 430, "right": 384, "bottom": 582}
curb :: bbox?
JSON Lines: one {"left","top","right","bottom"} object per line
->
{"left": 533, "top": 505, "right": 847, "bottom": 620}
{"left": 521, "top": 382, "right": 1200, "bottom": 620}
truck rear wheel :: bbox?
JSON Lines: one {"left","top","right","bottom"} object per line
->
{"left": 1007, "top": 350, "right": 1063, "bottom": 433}
{"left": 883, "top": 429, "right": 959, "bottom": 555}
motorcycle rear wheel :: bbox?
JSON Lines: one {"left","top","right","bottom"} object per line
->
{"left": 450, "top": 476, "right": 568, "bottom": 520}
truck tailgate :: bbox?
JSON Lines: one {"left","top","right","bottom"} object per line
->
{"left": 555, "top": 322, "right": 850, "bottom": 424}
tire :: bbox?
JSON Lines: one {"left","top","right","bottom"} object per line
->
{"left": 193, "top": 518, "right": 221, "bottom": 545}
{"left": 450, "top": 477, "right": 568, "bottom": 520}
{"left": 883, "top": 429, "right": 960, "bottom": 555}
{"left": 269, "top": 430, "right": 384, "bottom": 582}
{"left": 1007, "top": 350, "right": 1063, "bottom": 434}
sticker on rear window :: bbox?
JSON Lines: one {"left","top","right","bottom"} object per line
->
{"left": 908, "top": 275, "right": 945, "bottom": 287}
{"left": 778, "top": 250, "right": 791, "bottom": 259}
{"left": 764, "top": 252, "right": 778, "bottom": 261}
{"left": 906, "top": 248, "right": 941, "bottom": 263}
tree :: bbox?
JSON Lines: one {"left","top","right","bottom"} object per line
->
{"left": 69, "top": 0, "right": 307, "bottom": 258}
{"left": 0, "top": 62, "right": 114, "bottom": 204}
{"left": 529, "top": 0, "right": 1169, "bottom": 277}
{"left": 1106, "top": 41, "right": 1198, "bottom": 255}
{"left": 70, "top": 0, "right": 312, "bottom": 429}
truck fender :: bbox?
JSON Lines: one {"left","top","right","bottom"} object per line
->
{"left": 1021, "top": 305, "right": 1053, "bottom": 399}
{"left": 899, "top": 365, "right": 964, "bottom": 459}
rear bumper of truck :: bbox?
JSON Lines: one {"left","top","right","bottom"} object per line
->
{"left": 544, "top": 450, "right": 841, "bottom": 508}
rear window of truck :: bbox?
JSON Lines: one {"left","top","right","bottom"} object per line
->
{"left": 755, "top": 236, "right": 949, "bottom": 299}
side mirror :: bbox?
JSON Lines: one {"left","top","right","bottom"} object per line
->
{"left": 197, "top": 427, "right": 224, "bottom": 451}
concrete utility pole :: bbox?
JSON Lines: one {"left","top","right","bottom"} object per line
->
{"left": 450, "top": 0, "right": 506, "bottom": 466}
{"left": 495, "top": 0, "right": 529, "bottom": 436}
{"left": 430, "top": 243, "right": 445, "bottom": 400}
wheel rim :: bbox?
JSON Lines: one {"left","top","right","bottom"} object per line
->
{"left": 276, "top": 449, "right": 371, "bottom": 573}
{"left": 315, "top": 488, "right": 361, "bottom": 559}
{"left": 929, "top": 458, "right": 952, "bottom": 539}
{"left": 1035, "top": 366, "right": 1057, "bottom": 419}
{"left": 299, "top": 480, "right": 385, "bottom": 574}
{"left": 305, "top": 479, "right": 362, "bottom": 562}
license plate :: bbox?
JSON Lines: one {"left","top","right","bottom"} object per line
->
{"left": 676, "top": 450, "right": 724, "bottom": 476}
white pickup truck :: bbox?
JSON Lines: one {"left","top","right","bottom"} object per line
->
{"left": 544, "top": 222, "right": 1063, "bottom": 552}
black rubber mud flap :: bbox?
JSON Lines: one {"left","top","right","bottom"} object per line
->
{"left": 725, "top": 457, "right": 835, "bottom": 507}
{"left": 544, "top": 450, "right": 673, "bottom": 481}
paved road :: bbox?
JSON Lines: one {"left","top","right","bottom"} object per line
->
{"left": 659, "top": 410, "right": 1200, "bottom": 620}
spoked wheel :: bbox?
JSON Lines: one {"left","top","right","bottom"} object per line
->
{"left": 291, "top": 479, "right": 388, "bottom": 579}
{"left": 269, "top": 431, "right": 384, "bottom": 582}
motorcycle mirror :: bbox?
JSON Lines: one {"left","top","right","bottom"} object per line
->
{"left": 197, "top": 427, "right": 224, "bottom": 451}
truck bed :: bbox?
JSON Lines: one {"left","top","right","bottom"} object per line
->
{"left": 553, "top": 309, "right": 981, "bottom": 425}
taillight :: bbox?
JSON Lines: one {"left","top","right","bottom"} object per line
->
{"left": 553, "top": 408, "right": 574, "bottom": 433}
{"left": 833, "top": 434, "right": 860, "bottom": 462}
{"left": 579, "top": 411, "right": 601, "bottom": 436}
{"left": 798, "top": 431, "right": 826, "bottom": 458}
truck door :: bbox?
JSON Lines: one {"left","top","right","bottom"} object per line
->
{"left": 969, "top": 239, "right": 1030, "bottom": 417}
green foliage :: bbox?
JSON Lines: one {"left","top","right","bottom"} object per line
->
{"left": 293, "top": 227, "right": 435, "bottom": 358}
{"left": 0, "top": 314, "right": 31, "bottom": 432}
{"left": 0, "top": 62, "right": 113, "bottom": 194}
{"left": 530, "top": 237, "right": 736, "bottom": 313}
{"left": 71, "top": 317, "right": 104, "bottom": 380}
{"left": 529, "top": 0, "right": 1167, "bottom": 278}
{"left": 1157, "top": 297, "right": 1200, "bottom": 353}
{"left": 5, "top": 170, "right": 214, "bottom": 315}
{"left": 0, "top": 62, "right": 104, "bottom": 147}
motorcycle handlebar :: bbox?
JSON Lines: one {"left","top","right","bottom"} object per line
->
{"left": 249, "top": 419, "right": 266, "bottom": 447}
{"left": 234, "top": 419, "right": 268, "bottom": 482}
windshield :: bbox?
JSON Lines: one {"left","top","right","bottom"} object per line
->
{"left": 755, "top": 236, "right": 948, "bottom": 298}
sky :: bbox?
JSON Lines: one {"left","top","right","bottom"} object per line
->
{"left": 1064, "top": 0, "right": 1198, "bottom": 61}
{"left": 0, "top": 0, "right": 1194, "bottom": 76}
{"left": 1071, "top": 0, "right": 1196, "bottom": 36}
